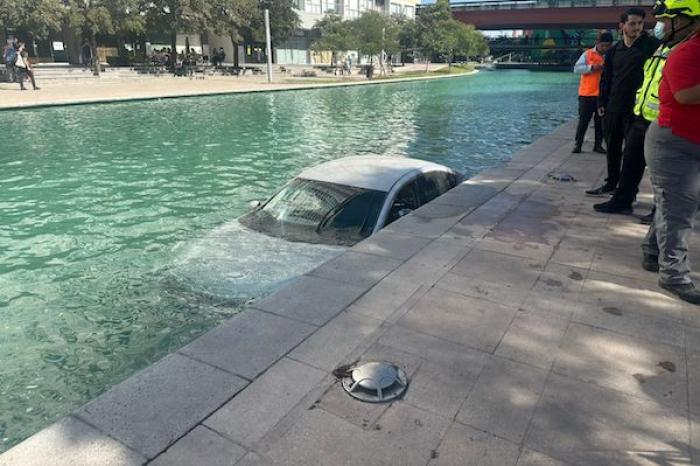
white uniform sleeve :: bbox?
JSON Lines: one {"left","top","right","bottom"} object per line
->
{"left": 573, "top": 51, "right": 592, "bottom": 74}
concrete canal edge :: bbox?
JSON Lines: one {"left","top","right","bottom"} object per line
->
{"left": 0, "top": 70, "right": 478, "bottom": 112}
{"left": 4, "top": 119, "right": 698, "bottom": 465}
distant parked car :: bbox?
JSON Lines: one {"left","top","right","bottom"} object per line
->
{"left": 171, "top": 156, "right": 459, "bottom": 301}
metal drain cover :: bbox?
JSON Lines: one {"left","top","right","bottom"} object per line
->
{"left": 340, "top": 361, "right": 408, "bottom": 403}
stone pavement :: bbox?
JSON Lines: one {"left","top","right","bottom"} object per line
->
{"left": 3, "top": 120, "right": 700, "bottom": 466}
{"left": 0, "top": 64, "right": 456, "bottom": 111}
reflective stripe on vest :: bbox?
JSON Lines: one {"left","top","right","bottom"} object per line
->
{"left": 634, "top": 45, "right": 671, "bottom": 122}
{"left": 578, "top": 48, "right": 605, "bottom": 97}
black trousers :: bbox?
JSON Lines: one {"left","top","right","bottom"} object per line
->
{"left": 609, "top": 116, "right": 650, "bottom": 206}
{"left": 575, "top": 96, "right": 603, "bottom": 148}
{"left": 603, "top": 110, "right": 633, "bottom": 188}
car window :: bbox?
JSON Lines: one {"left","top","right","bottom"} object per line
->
{"left": 386, "top": 177, "right": 421, "bottom": 225}
{"left": 420, "top": 171, "right": 454, "bottom": 204}
{"left": 239, "top": 178, "right": 386, "bottom": 246}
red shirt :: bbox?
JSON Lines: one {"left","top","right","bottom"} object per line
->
{"left": 658, "top": 34, "right": 700, "bottom": 144}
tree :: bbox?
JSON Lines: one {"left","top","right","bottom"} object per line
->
{"left": 415, "top": 0, "right": 488, "bottom": 69}
{"left": 66, "top": 0, "right": 145, "bottom": 74}
{"left": 349, "top": 11, "right": 399, "bottom": 74}
{"left": 258, "top": 0, "right": 299, "bottom": 47}
{"left": 145, "top": 0, "right": 214, "bottom": 68}
{"left": 210, "top": 0, "right": 258, "bottom": 66}
{"left": 310, "top": 14, "right": 354, "bottom": 65}
{"left": 0, "top": 0, "right": 65, "bottom": 40}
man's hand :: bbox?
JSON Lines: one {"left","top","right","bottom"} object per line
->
{"left": 597, "top": 107, "right": 606, "bottom": 117}
{"left": 591, "top": 64, "right": 604, "bottom": 71}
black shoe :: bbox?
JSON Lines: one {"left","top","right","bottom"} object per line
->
{"left": 593, "top": 145, "right": 607, "bottom": 154}
{"left": 659, "top": 281, "right": 700, "bottom": 305}
{"left": 640, "top": 212, "right": 654, "bottom": 225}
{"left": 642, "top": 254, "right": 659, "bottom": 272}
{"left": 585, "top": 185, "right": 615, "bottom": 197}
{"left": 593, "top": 200, "right": 633, "bottom": 215}
{"left": 572, "top": 145, "right": 582, "bottom": 154}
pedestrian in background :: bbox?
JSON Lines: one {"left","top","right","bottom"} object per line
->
{"left": 587, "top": 7, "right": 660, "bottom": 196}
{"left": 641, "top": 0, "right": 700, "bottom": 304}
{"left": 572, "top": 31, "right": 613, "bottom": 154}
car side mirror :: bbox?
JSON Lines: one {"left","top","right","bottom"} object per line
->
{"left": 249, "top": 200, "right": 261, "bottom": 209}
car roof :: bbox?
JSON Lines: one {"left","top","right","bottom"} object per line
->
{"left": 297, "top": 156, "right": 454, "bottom": 192}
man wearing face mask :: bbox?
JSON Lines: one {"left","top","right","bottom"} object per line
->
{"left": 593, "top": 0, "right": 695, "bottom": 215}
{"left": 586, "top": 8, "right": 660, "bottom": 197}
{"left": 641, "top": 0, "right": 700, "bottom": 304}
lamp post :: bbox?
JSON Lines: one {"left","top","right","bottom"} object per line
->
{"left": 264, "top": 9, "right": 273, "bottom": 83}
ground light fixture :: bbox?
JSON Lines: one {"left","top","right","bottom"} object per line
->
{"left": 339, "top": 361, "right": 408, "bottom": 403}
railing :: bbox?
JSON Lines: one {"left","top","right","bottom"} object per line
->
{"left": 446, "top": 0, "right": 648, "bottom": 10}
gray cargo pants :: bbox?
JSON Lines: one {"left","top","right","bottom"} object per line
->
{"left": 642, "top": 122, "right": 700, "bottom": 285}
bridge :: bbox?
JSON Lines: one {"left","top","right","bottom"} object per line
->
{"left": 450, "top": 0, "right": 654, "bottom": 30}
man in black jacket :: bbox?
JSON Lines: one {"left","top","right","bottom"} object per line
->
{"left": 586, "top": 7, "right": 660, "bottom": 196}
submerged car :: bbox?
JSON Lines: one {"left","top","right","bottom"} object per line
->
{"left": 170, "top": 156, "right": 459, "bottom": 301}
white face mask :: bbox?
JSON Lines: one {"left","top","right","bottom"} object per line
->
{"left": 654, "top": 21, "right": 666, "bottom": 40}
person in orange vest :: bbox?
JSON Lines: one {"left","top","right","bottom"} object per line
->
{"left": 572, "top": 32, "right": 614, "bottom": 153}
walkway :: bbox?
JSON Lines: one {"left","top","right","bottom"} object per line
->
{"left": 0, "top": 65, "right": 452, "bottom": 110}
{"left": 3, "top": 121, "right": 700, "bottom": 465}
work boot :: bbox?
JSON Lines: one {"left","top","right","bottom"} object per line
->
{"left": 593, "top": 200, "right": 633, "bottom": 215}
{"left": 640, "top": 212, "right": 654, "bottom": 225}
{"left": 585, "top": 184, "right": 615, "bottom": 197}
{"left": 572, "top": 145, "right": 582, "bottom": 154}
{"left": 642, "top": 254, "right": 659, "bottom": 272}
{"left": 593, "top": 145, "right": 607, "bottom": 154}
{"left": 659, "top": 281, "right": 700, "bottom": 305}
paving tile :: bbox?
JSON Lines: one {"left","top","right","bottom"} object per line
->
{"left": 234, "top": 452, "right": 270, "bottom": 466}
{"left": 428, "top": 422, "right": 520, "bottom": 466}
{"left": 351, "top": 231, "right": 432, "bottom": 261}
{"left": 450, "top": 249, "right": 544, "bottom": 290}
{"left": 579, "top": 271, "right": 685, "bottom": 323}
{"left": 530, "top": 263, "right": 587, "bottom": 300}
{"left": 475, "top": 235, "right": 555, "bottom": 262}
{"left": 516, "top": 449, "right": 571, "bottom": 466}
{"left": 447, "top": 203, "right": 510, "bottom": 240}
{"left": 553, "top": 324, "right": 687, "bottom": 410}
{"left": 378, "top": 325, "right": 489, "bottom": 369}
{"left": 262, "top": 403, "right": 449, "bottom": 466}
{"left": 519, "top": 292, "right": 581, "bottom": 321}
{"left": 457, "top": 356, "right": 548, "bottom": 443}
{"left": 75, "top": 353, "right": 248, "bottom": 459}
{"left": 412, "top": 201, "right": 471, "bottom": 219}
{"left": 318, "top": 343, "right": 422, "bottom": 428}
{"left": 687, "top": 351, "right": 700, "bottom": 460}
{"left": 307, "top": 250, "right": 402, "bottom": 289}
{"left": 0, "top": 416, "right": 146, "bottom": 466}
{"left": 572, "top": 299, "right": 684, "bottom": 348}
{"left": 549, "top": 230, "right": 598, "bottom": 269}
{"left": 382, "top": 208, "right": 463, "bottom": 238}
{"left": 253, "top": 275, "right": 366, "bottom": 326}
{"left": 397, "top": 288, "right": 518, "bottom": 352}
{"left": 403, "top": 359, "right": 482, "bottom": 419}
{"left": 525, "top": 374, "right": 689, "bottom": 458}
{"left": 435, "top": 272, "right": 529, "bottom": 309}
{"left": 178, "top": 309, "right": 316, "bottom": 379}
{"left": 430, "top": 183, "right": 499, "bottom": 208}
{"left": 345, "top": 271, "right": 426, "bottom": 322}
{"left": 205, "top": 358, "right": 326, "bottom": 448}
{"left": 495, "top": 309, "right": 570, "bottom": 370}
{"left": 150, "top": 426, "right": 246, "bottom": 466}
{"left": 590, "top": 243, "right": 661, "bottom": 281}
{"left": 288, "top": 311, "right": 383, "bottom": 371}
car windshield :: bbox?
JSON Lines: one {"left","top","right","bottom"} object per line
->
{"left": 239, "top": 178, "right": 386, "bottom": 246}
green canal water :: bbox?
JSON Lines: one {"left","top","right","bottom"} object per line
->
{"left": 0, "top": 70, "right": 577, "bottom": 451}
